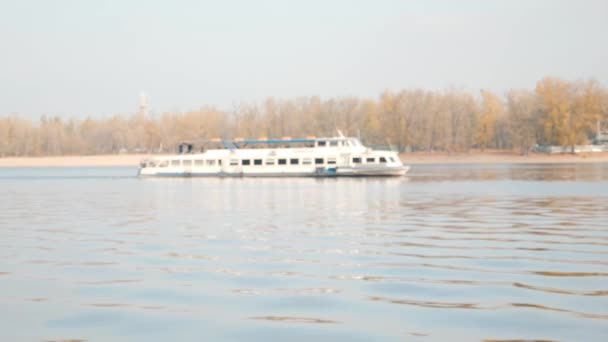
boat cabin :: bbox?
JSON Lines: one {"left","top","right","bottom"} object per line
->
{"left": 174, "top": 137, "right": 365, "bottom": 154}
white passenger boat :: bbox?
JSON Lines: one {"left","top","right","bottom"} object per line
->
{"left": 138, "top": 132, "right": 409, "bottom": 177}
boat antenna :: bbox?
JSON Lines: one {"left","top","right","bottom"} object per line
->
{"left": 336, "top": 129, "right": 345, "bottom": 138}
{"left": 139, "top": 92, "right": 148, "bottom": 118}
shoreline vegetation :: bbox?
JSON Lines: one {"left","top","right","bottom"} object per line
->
{"left": 1, "top": 77, "right": 607, "bottom": 159}
{"left": 1, "top": 151, "right": 607, "bottom": 167}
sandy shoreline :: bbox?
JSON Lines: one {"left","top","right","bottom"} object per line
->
{"left": 402, "top": 152, "right": 608, "bottom": 164}
{"left": 0, "top": 154, "right": 151, "bottom": 167}
{"left": 1, "top": 152, "right": 608, "bottom": 167}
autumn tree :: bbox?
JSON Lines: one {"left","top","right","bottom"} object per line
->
{"left": 535, "top": 77, "right": 573, "bottom": 147}
{"left": 536, "top": 77, "right": 602, "bottom": 152}
{"left": 476, "top": 90, "right": 502, "bottom": 150}
{"left": 571, "top": 80, "right": 603, "bottom": 144}
{"left": 506, "top": 90, "right": 539, "bottom": 155}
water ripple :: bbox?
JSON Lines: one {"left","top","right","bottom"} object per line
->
{"left": 369, "top": 296, "right": 608, "bottom": 320}
{"left": 249, "top": 316, "right": 340, "bottom": 324}
{"left": 1, "top": 165, "right": 607, "bottom": 341}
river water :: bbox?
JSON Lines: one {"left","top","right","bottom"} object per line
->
{"left": 0, "top": 164, "right": 607, "bottom": 341}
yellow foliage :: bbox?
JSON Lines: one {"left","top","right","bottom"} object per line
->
{"left": 476, "top": 90, "right": 502, "bottom": 149}
{"left": 0, "top": 77, "right": 605, "bottom": 156}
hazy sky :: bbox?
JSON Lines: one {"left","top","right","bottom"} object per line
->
{"left": 1, "top": 0, "right": 606, "bottom": 117}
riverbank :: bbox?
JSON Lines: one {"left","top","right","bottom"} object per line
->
{"left": 401, "top": 151, "right": 608, "bottom": 164}
{"left": 1, "top": 151, "right": 608, "bottom": 167}
{"left": 0, "top": 154, "right": 150, "bottom": 167}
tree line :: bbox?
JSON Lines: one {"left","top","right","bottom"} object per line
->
{"left": 1, "top": 76, "right": 607, "bottom": 157}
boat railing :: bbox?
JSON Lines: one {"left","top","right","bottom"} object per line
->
{"left": 176, "top": 137, "right": 320, "bottom": 153}
{"left": 174, "top": 135, "right": 369, "bottom": 153}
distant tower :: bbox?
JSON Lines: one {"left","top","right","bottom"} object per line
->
{"left": 139, "top": 92, "right": 149, "bottom": 118}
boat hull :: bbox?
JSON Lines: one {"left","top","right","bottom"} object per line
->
{"left": 139, "top": 166, "right": 409, "bottom": 178}
{"left": 335, "top": 166, "right": 409, "bottom": 176}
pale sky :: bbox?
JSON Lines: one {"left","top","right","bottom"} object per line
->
{"left": 0, "top": 0, "right": 606, "bottom": 117}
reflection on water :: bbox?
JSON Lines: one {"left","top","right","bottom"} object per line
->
{"left": 0, "top": 164, "right": 607, "bottom": 341}
{"left": 409, "top": 163, "right": 608, "bottom": 182}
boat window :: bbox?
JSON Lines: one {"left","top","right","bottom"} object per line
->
{"left": 266, "top": 159, "right": 275, "bottom": 165}
{"left": 230, "top": 159, "right": 239, "bottom": 166}
{"left": 302, "top": 158, "right": 312, "bottom": 165}
{"left": 159, "top": 160, "right": 168, "bottom": 167}
{"left": 278, "top": 159, "right": 287, "bottom": 165}
{"left": 206, "top": 160, "right": 215, "bottom": 166}
{"left": 148, "top": 161, "right": 156, "bottom": 167}
{"left": 171, "top": 160, "right": 180, "bottom": 166}
{"left": 254, "top": 159, "right": 262, "bottom": 165}
{"left": 327, "top": 157, "right": 336, "bottom": 164}
{"left": 290, "top": 158, "right": 299, "bottom": 165}
{"left": 195, "top": 160, "right": 204, "bottom": 166}
{"left": 379, "top": 157, "right": 387, "bottom": 163}
{"left": 366, "top": 157, "right": 375, "bottom": 163}
{"left": 218, "top": 160, "right": 222, "bottom": 165}
{"left": 183, "top": 160, "right": 192, "bottom": 166}
{"left": 315, "top": 158, "right": 324, "bottom": 165}
{"left": 242, "top": 159, "right": 251, "bottom": 166}
{"left": 317, "top": 141, "right": 326, "bottom": 147}
{"left": 352, "top": 157, "right": 361, "bottom": 163}
{"left": 389, "top": 157, "right": 395, "bottom": 162}
{"left": 329, "top": 140, "right": 338, "bottom": 147}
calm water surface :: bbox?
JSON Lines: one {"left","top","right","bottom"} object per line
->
{"left": 1, "top": 164, "right": 607, "bottom": 341}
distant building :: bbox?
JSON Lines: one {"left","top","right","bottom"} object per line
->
{"left": 594, "top": 133, "right": 608, "bottom": 145}
{"left": 535, "top": 145, "right": 607, "bottom": 154}
{"left": 593, "top": 129, "right": 608, "bottom": 145}
{"left": 593, "top": 120, "right": 608, "bottom": 145}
